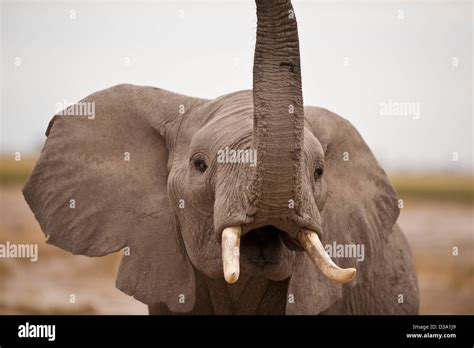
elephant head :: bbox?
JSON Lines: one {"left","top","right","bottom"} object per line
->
{"left": 23, "top": 0, "right": 400, "bottom": 314}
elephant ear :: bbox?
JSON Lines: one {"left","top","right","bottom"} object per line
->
{"left": 23, "top": 84, "right": 204, "bottom": 312}
{"left": 287, "top": 106, "right": 400, "bottom": 314}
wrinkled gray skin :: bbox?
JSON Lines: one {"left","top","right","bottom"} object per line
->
{"left": 23, "top": 0, "right": 419, "bottom": 314}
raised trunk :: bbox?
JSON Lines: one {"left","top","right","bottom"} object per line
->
{"left": 251, "top": 0, "right": 305, "bottom": 221}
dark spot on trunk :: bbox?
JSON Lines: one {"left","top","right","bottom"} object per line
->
{"left": 279, "top": 62, "right": 295, "bottom": 73}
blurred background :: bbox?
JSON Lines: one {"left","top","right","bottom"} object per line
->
{"left": 0, "top": 0, "right": 472, "bottom": 314}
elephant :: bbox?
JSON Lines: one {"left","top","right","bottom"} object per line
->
{"left": 23, "top": 0, "right": 419, "bottom": 314}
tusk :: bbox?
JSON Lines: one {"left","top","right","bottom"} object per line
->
{"left": 299, "top": 229, "right": 356, "bottom": 284}
{"left": 221, "top": 226, "right": 241, "bottom": 284}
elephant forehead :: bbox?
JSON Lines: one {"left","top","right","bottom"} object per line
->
{"left": 303, "top": 127, "right": 324, "bottom": 159}
{"left": 192, "top": 92, "right": 254, "bottom": 150}
{"left": 191, "top": 93, "right": 324, "bottom": 161}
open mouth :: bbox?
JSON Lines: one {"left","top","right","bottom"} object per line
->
{"left": 220, "top": 225, "right": 357, "bottom": 285}
{"left": 238, "top": 225, "right": 303, "bottom": 271}
{"left": 241, "top": 225, "right": 304, "bottom": 256}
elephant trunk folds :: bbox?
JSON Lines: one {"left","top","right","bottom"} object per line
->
{"left": 251, "top": 0, "right": 305, "bottom": 222}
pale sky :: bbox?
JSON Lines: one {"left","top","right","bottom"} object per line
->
{"left": 1, "top": 0, "right": 472, "bottom": 173}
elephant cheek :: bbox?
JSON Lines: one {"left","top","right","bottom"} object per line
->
{"left": 190, "top": 247, "right": 223, "bottom": 280}
{"left": 314, "top": 178, "right": 328, "bottom": 210}
{"left": 179, "top": 222, "right": 223, "bottom": 280}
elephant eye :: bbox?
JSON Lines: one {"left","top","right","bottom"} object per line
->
{"left": 194, "top": 158, "right": 208, "bottom": 173}
{"left": 314, "top": 165, "right": 324, "bottom": 180}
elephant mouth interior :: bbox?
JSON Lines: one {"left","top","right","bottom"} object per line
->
{"left": 240, "top": 225, "right": 303, "bottom": 267}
